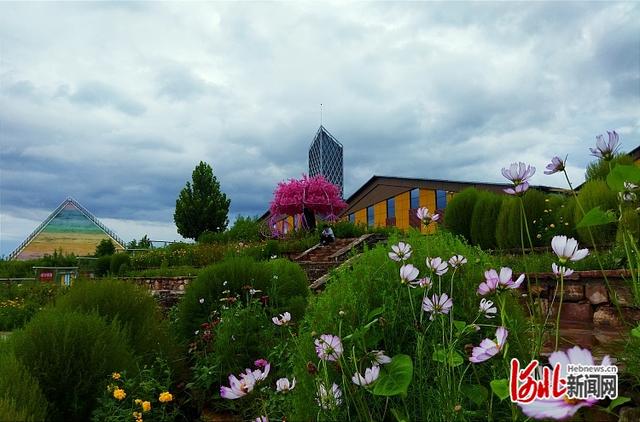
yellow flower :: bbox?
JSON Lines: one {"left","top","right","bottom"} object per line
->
{"left": 142, "top": 401, "right": 151, "bottom": 412}
{"left": 133, "top": 412, "right": 142, "bottom": 419}
{"left": 112, "top": 372, "right": 121, "bottom": 380}
{"left": 134, "top": 399, "right": 142, "bottom": 405}
{"left": 158, "top": 391, "right": 173, "bottom": 403}
{"left": 113, "top": 388, "right": 126, "bottom": 401}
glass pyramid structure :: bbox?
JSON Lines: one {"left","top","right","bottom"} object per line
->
{"left": 9, "top": 197, "right": 125, "bottom": 260}
{"left": 308, "top": 125, "right": 344, "bottom": 197}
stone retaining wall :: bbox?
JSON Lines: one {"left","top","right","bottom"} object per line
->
{"left": 526, "top": 270, "right": 638, "bottom": 356}
{"left": 118, "top": 276, "right": 196, "bottom": 308}
{"left": 529, "top": 270, "right": 639, "bottom": 326}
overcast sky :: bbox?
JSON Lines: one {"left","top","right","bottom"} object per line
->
{"left": 1, "top": 2, "right": 638, "bottom": 256}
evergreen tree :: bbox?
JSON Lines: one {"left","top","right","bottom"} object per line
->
{"left": 95, "top": 239, "right": 116, "bottom": 257}
{"left": 174, "top": 161, "right": 230, "bottom": 240}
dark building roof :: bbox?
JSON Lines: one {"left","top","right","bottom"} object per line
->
{"left": 630, "top": 145, "right": 640, "bottom": 161}
{"left": 341, "top": 175, "right": 565, "bottom": 216}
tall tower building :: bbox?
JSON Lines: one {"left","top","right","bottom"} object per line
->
{"left": 308, "top": 125, "right": 344, "bottom": 197}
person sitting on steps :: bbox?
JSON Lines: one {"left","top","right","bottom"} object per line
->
{"left": 320, "top": 224, "right": 335, "bottom": 246}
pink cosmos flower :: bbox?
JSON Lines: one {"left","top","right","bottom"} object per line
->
{"left": 416, "top": 207, "right": 440, "bottom": 225}
{"left": 551, "top": 236, "right": 588, "bottom": 263}
{"left": 590, "top": 130, "right": 620, "bottom": 161}
{"left": 317, "top": 383, "right": 342, "bottom": 409}
{"left": 544, "top": 156, "right": 566, "bottom": 175}
{"left": 469, "top": 326, "right": 508, "bottom": 363}
{"left": 352, "top": 365, "right": 380, "bottom": 387}
{"left": 276, "top": 377, "right": 296, "bottom": 393}
{"left": 502, "top": 162, "right": 536, "bottom": 195}
{"left": 422, "top": 293, "right": 453, "bottom": 320}
{"left": 314, "top": 334, "right": 343, "bottom": 361}
{"left": 426, "top": 257, "right": 448, "bottom": 276}
{"left": 220, "top": 372, "right": 256, "bottom": 399}
{"left": 371, "top": 350, "right": 392, "bottom": 365}
{"left": 254, "top": 358, "right": 269, "bottom": 368}
{"left": 272, "top": 312, "right": 292, "bottom": 326}
{"left": 243, "top": 362, "right": 270, "bottom": 382}
{"left": 399, "top": 264, "right": 420, "bottom": 284}
{"left": 477, "top": 267, "right": 524, "bottom": 295}
{"left": 518, "top": 346, "right": 612, "bottom": 420}
{"left": 448, "top": 255, "right": 467, "bottom": 268}
{"left": 409, "top": 276, "right": 432, "bottom": 289}
{"left": 388, "top": 242, "right": 412, "bottom": 262}
{"left": 479, "top": 298, "right": 497, "bottom": 318}
{"left": 551, "top": 263, "right": 574, "bottom": 278}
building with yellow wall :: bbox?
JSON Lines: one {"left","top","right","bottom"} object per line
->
{"left": 341, "top": 176, "right": 562, "bottom": 232}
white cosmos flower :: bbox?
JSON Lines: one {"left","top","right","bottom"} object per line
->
{"left": 551, "top": 236, "right": 589, "bottom": 263}
{"left": 317, "top": 383, "right": 342, "bottom": 409}
{"left": 426, "top": 257, "right": 448, "bottom": 276}
{"left": 352, "top": 365, "right": 380, "bottom": 387}
{"left": 448, "top": 255, "right": 467, "bottom": 268}
{"left": 388, "top": 242, "right": 412, "bottom": 262}
{"left": 276, "top": 377, "right": 296, "bottom": 393}
{"left": 552, "top": 263, "right": 574, "bottom": 278}
{"left": 371, "top": 350, "right": 392, "bottom": 365}
{"left": 479, "top": 298, "right": 497, "bottom": 319}
{"left": 399, "top": 264, "right": 420, "bottom": 284}
{"left": 272, "top": 312, "right": 292, "bottom": 326}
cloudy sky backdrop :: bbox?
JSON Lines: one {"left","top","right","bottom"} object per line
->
{"left": 1, "top": 2, "right": 638, "bottom": 256}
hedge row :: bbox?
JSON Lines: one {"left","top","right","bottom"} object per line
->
{"left": 444, "top": 181, "right": 620, "bottom": 250}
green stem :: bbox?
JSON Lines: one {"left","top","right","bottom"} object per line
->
{"left": 555, "top": 272, "right": 564, "bottom": 350}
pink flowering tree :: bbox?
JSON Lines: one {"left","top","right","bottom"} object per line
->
{"left": 269, "top": 175, "right": 347, "bottom": 235}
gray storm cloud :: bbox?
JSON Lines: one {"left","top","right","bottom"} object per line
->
{"left": 0, "top": 2, "right": 638, "bottom": 255}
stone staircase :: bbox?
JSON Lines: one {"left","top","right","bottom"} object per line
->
{"left": 293, "top": 234, "right": 387, "bottom": 289}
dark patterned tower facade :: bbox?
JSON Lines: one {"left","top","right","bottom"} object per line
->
{"left": 308, "top": 125, "right": 344, "bottom": 197}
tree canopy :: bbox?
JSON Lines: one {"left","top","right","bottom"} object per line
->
{"left": 174, "top": 161, "right": 231, "bottom": 240}
{"left": 269, "top": 174, "right": 346, "bottom": 221}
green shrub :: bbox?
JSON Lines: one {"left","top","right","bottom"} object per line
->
{"left": 262, "top": 258, "right": 309, "bottom": 319}
{"left": 539, "top": 194, "right": 572, "bottom": 242}
{"left": 0, "top": 282, "right": 61, "bottom": 330}
{"left": 95, "top": 255, "right": 112, "bottom": 276}
{"left": 236, "top": 240, "right": 280, "bottom": 261}
{"left": 123, "top": 266, "right": 201, "bottom": 278}
{"left": 11, "top": 309, "right": 135, "bottom": 421}
{"left": 495, "top": 197, "right": 521, "bottom": 250}
{"left": 585, "top": 153, "right": 634, "bottom": 182}
{"left": 574, "top": 180, "right": 618, "bottom": 246}
{"left": 95, "top": 239, "right": 116, "bottom": 257}
{"left": 522, "top": 189, "right": 548, "bottom": 247}
{"left": 617, "top": 208, "right": 640, "bottom": 259}
{"left": 0, "top": 350, "right": 48, "bottom": 421}
{"left": 331, "top": 220, "right": 366, "bottom": 238}
{"left": 495, "top": 190, "right": 547, "bottom": 249}
{"left": 177, "top": 257, "right": 308, "bottom": 341}
{"left": 54, "top": 279, "right": 176, "bottom": 365}
{"left": 444, "top": 187, "right": 479, "bottom": 241}
{"left": 109, "top": 253, "right": 131, "bottom": 276}
{"left": 277, "top": 236, "right": 319, "bottom": 255}
{"left": 557, "top": 195, "right": 577, "bottom": 237}
{"left": 226, "top": 215, "right": 263, "bottom": 243}
{"left": 469, "top": 191, "right": 503, "bottom": 249}
{"left": 198, "top": 229, "right": 226, "bottom": 244}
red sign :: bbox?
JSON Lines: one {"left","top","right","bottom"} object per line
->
{"left": 39, "top": 272, "right": 54, "bottom": 282}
